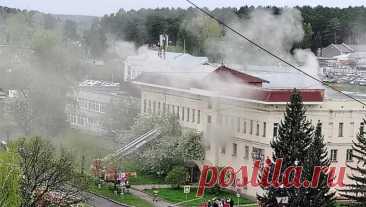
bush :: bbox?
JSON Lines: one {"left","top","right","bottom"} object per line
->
{"left": 165, "top": 166, "right": 187, "bottom": 189}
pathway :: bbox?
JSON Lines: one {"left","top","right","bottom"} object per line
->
{"left": 84, "top": 192, "right": 129, "bottom": 207}
{"left": 130, "top": 188, "right": 175, "bottom": 207}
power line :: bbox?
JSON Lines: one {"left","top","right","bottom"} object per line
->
{"left": 183, "top": 0, "right": 366, "bottom": 107}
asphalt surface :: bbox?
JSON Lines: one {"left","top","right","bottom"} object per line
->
{"left": 85, "top": 192, "right": 129, "bottom": 207}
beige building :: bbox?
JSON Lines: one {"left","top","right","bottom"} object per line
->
{"left": 133, "top": 65, "right": 366, "bottom": 197}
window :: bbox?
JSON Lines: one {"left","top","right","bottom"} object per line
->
{"left": 338, "top": 123, "right": 344, "bottom": 137}
{"left": 237, "top": 117, "right": 241, "bottom": 133}
{"left": 163, "top": 103, "right": 166, "bottom": 114}
{"left": 153, "top": 101, "right": 156, "bottom": 114}
{"left": 221, "top": 145, "right": 226, "bottom": 154}
{"left": 158, "top": 102, "right": 161, "bottom": 115}
{"left": 197, "top": 110, "right": 201, "bottom": 124}
{"left": 346, "top": 149, "right": 353, "bottom": 162}
{"left": 256, "top": 123, "right": 260, "bottom": 136}
{"left": 148, "top": 100, "right": 151, "bottom": 113}
{"left": 244, "top": 146, "right": 249, "bottom": 160}
{"left": 208, "top": 101, "right": 212, "bottom": 109}
{"left": 207, "top": 115, "right": 212, "bottom": 124}
{"left": 361, "top": 122, "right": 365, "bottom": 134}
{"left": 143, "top": 99, "right": 147, "bottom": 113}
{"left": 100, "top": 103, "right": 105, "bottom": 113}
{"left": 172, "top": 105, "right": 175, "bottom": 114}
{"left": 217, "top": 114, "right": 223, "bottom": 125}
{"left": 232, "top": 143, "right": 237, "bottom": 156}
{"left": 206, "top": 143, "right": 211, "bottom": 151}
{"left": 263, "top": 122, "right": 267, "bottom": 137}
{"left": 330, "top": 149, "right": 338, "bottom": 162}
{"left": 177, "top": 106, "right": 180, "bottom": 119}
{"left": 250, "top": 120, "right": 253, "bottom": 135}
{"left": 273, "top": 123, "right": 279, "bottom": 137}
{"left": 181, "top": 107, "right": 185, "bottom": 121}
{"left": 187, "top": 108, "right": 190, "bottom": 122}
{"left": 167, "top": 104, "right": 170, "bottom": 114}
{"left": 192, "top": 109, "right": 196, "bottom": 123}
{"left": 317, "top": 120, "right": 322, "bottom": 135}
{"left": 243, "top": 121, "right": 247, "bottom": 134}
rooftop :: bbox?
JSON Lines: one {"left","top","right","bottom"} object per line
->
{"left": 79, "top": 80, "right": 120, "bottom": 88}
{"left": 134, "top": 65, "right": 325, "bottom": 103}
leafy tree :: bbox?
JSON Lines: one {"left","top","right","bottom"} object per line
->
{"left": 83, "top": 20, "right": 107, "bottom": 58}
{"left": 131, "top": 114, "right": 204, "bottom": 177}
{"left": 258, "top": 89, "right": 314, "bottom": 206}
{"left": 103, "top": 96, "right": 140, "bottom": 136}
{"left": 131, "top": 113, "right": 181, "bottom": 137}
{"left": 0, "top": 145, "right": 21, "bottom": 207}
{"left": 340, "top": 119, "right": 366, "bottom": 205}
{"left": 16, "top": 137, "right": 86, "bottom": 207}
{"left": 177, "top": 130, "right": 205, "bottom": 162}
{"left": 63, "top": 20, "right": 79, "bottom": 41}
{"left": 165, "top": 166, "right": 187, "bottom": 188}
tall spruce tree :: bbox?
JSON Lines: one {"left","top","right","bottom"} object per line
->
{"left": 340, "top": 119, "right": 366, "bottom": 205}
{"left": 305, "top": 123, "right": 336, "bottom": 206}
{"left": 258, "top": 89, "right": 314, "bottom": 206}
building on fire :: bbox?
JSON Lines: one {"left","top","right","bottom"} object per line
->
{"left": 131, "top": 64, "right": 366, "bottom": 197}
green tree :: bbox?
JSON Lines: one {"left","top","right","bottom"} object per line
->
{"left": 103, "top": 96, "right": 140, "bottom": 137}
{"left": 258, "top": 89, "right": 314, "bottom": 206}
{"left": 340, "top": 119, "right": 366, "bottom": 205}
{"left": 165, "top": 166, "right": 187, "bottom": 189}
{"left": 131, "top": 114, "right": 204, "bottom": 177}
{"left": 63, "top": 20, "right": 79, "bottom": 41}
{"left": 177, "top": 130, "right": 205, "bottom": 162}
{"left": 0, "top": 145, "right": 21, "bottom": 207}
{"left": 305, "top": 123, "right": 336, "bottom": 206}
{"left": 17, "top": 137, "right": 85, "bottom": 207}
{"left": 83, "top": 20, "right": 107, "bottom": 58}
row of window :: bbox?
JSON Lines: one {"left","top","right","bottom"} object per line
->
{"left": 218, "top": 143, "right": 265, "bottom": 161}
{"left": 68, "top": 113, "right": 101, "bottom": 129}
{"left": 78, "top": 98, "right": 105, "bottom": 113}
{"left": 273, "top": 121, "right": 364, "bottom": 138}
{"left": 143, "top": 99, "right": 201, "bottom": 124}
{"left": 330, "top": 149, "right": 353, "bottom": 162}
{"left": 220, "top": 142, "right": 352, "bottom": 163}
{"left": 209, "top": 115, "right": 268, "bottom": 138}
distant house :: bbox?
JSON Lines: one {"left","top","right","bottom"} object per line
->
{"left": 321, "top": 43, "right": 355, "bottom": 58}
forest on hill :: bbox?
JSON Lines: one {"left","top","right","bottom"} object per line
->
{"left": 1, "top": 5, "right": 366, "bottom": 59}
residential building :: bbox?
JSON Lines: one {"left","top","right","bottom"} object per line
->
{"left": 133, "top": 65, "right": 366, "bottom": 197}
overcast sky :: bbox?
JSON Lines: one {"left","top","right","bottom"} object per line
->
{"left": 1, "top": 0, "right": 365, "bottom": 16}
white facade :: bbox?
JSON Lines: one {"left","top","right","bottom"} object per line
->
{"left": 124, "top": 50, "right": 209, "bottom": 82}
{"left": 66, "top": 80, "right": 122, "bottom": 135}
{"left": 135, "top": 79, "right": 366, "bottom": 197}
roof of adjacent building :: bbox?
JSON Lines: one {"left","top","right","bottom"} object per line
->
{"left": 206, "top": 66, "right": 269, "bottom": 85}
{"left": 134, "top": 65, "right": 325, "bottom": 103}
{"left": 126, "top": 50, "right": 208, "bottom": 66}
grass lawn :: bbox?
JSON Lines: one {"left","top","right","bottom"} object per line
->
{"left": 145, "top": 188, "right": 255, "bottom": 207}
{"left": 128, "top": 174, "right": 165, "bottom": 185}
{"left": 88, "top": 181, "right": 153, "bottom": 207}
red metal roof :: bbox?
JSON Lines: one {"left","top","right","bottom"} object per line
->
{"left": 208, "top": 66, "right": 269, "bottom": 85}
{"left": 253, "top": 89, "right": 324, "bottom": 102}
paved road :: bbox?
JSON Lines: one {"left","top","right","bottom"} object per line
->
{"left": 130, "top": 188, "right": 175, "bottom": 207}
{"left": 85, "top": 192, "right": 129, "bottom": 207}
